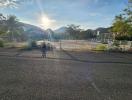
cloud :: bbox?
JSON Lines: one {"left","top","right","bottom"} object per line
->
{"left": 0, "top": 0, "right": 19, "bottom": 8}
{"left": 0, "top": 0, "right": 34, "bottom": 8}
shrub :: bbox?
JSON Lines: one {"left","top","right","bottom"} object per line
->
{"left": 95, "top": 44, "right": 107, "bottom": 51}
{"left": 112, "top": 41, "right": 120, "bottom": 47}
{"left": 31, "top": 41, "right": 37, "bottom": 47}
{"left": 0, "top": 39, "right": 4, "bottom": 47}
{"left": 29, "top": 41, "right": 38, "bottom": 49}
{"left": 115, "top": 35, "right": 132, "bottom": 41}
{"left": 108, "top": 47, "right": 123, "bottom": 52}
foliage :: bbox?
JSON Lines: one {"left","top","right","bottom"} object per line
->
{"left": 112, "top": 40, "right": 120, "bottom": 47}
{"left": 79, "top": 29, "right": 96, "bottom": 39}
{"left": 112, "top": 15, "right": 130, "bottom": 35}
{"left": 0, "top": 39, "right": 4, "bottom": 47}
{"left": 66, "top": 24, "right": 96, "bottom": 40}
{"left": 124, "top": 0, "right": 132, "bottom": 24}
{"left": 30, "top": 41, "right": 38, "bottom": 49}
{"left": 0, "top": 13, "right": 7, "bottom": 35}
{"left": 6, "top": 15, "right": 24, "bottom": 41}
{"left": 0, "top": 14, "right": 24, "bottom": 41}
{"left": 66, "top": 24, "right": 81, "bottom": 39}
{"left": 111, "top": 0, "right": 132, "bottom": 40}
{"left": 115, "top": 35, "right": 132, "bottom": 41}
{"left": 108, "top": 47, "right": 123, "bottom": 52}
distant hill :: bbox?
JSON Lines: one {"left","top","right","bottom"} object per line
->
{"left": 54, "top": 27, "right": 68, "bottom": 34}
{"left": 20, "top": 22, "right": 48, "bottom": 40}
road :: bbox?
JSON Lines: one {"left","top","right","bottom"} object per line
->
{"left": 0, "top": 48, "right": 132, "bottom": 100}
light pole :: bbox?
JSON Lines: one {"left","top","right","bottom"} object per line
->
{"left": 97, "top": 31, "right": 100, "bottom": 41}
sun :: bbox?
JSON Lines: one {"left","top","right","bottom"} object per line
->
{"left": 41, "top": 16, "right": 51, "bottom": 28}
{"left": 40, "top": 15, "right": 55, "bottom": 29}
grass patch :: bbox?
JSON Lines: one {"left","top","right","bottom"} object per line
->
{"left": 94, "top": 44, "right": 107, "bottom": 51}
{"left": 4, "top": 42, "right": 28, "bottom": 49}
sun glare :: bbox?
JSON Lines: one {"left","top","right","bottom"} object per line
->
{"left": 40, "top": 15, "right": 55, "bottom": 29}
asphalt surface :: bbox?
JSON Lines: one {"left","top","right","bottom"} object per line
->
{"left": 0, "top": 48, "right": 132, "bottom": 100}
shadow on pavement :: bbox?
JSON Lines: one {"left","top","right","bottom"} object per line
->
{"left": 60, "top": 49, "right": 132, "bottom": 65}
{"left": 0, "top": 48, "right": 132, "bottom": 65}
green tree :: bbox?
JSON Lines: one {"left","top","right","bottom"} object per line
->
{"left": 112, "top": 15, "right": 130, "bottom": 36}
{"left": 0, "top": 13, "right": 7, "bottom": 35}
{"left": 67, "top": 24, "right": 81, "bottom": 39}
{"left": 6, "top": 15, "right": 23, "bottom": 41}
{"left": 124, "top": 0, "right": 132, "bottom": 24}
{"left": 80, "top": 29, "right": 95, "bottom": 39}
{"left": 124, "top": 0, "right": 132, "bottom": 37}
{"left": 111, "top": 0, "right": 132, "bottom": 40}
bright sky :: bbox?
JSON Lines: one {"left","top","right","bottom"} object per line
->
{"left": 0, "top": 0, "right": 128, "bottom": 30}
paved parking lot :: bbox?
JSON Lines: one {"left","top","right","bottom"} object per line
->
{"left": 0, "top": 48, "right": 132, "bottom": 100}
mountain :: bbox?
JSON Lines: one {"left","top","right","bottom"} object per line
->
{"left": 54, "top": 27, "right": 68, "bottom": 34}
{"left": 1, "top": 20, "right": 111, "bottom": 41}
{"left": 20, "top": 23, "right": 44, "bottom": 32}
{"left": 20, "top": 25, "right": 111, "bottom": 40}
{"left": 20, "top": 22, "right": 49, "bottom": 40}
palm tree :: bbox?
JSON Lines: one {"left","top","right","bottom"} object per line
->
{"left": 0, "top": 13, "right": 6, "bottom": 22}
{"left": 0, "top": 13, "right": 7, "bottom": 35}
{"left": 6, "top": 15, "right": 23, "bottom": 41}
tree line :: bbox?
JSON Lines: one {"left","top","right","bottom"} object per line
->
{"left": 65, "top": 24, "right": 96, "bottom": 40}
